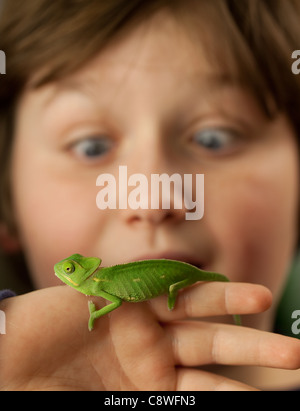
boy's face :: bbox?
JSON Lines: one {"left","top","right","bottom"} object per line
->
{"left": 11, "top": 12, "right": 298, "bottom": 321}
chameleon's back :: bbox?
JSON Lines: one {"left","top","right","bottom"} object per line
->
{"left": 93, "top": 259, "right": 228, "bottom": 302}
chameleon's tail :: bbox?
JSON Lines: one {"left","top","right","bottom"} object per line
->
{"left": 233, "top": 314, "right": 242, "bottom": 326}
{"left": 195, "top": 270, "right": 230, "bottom": 283}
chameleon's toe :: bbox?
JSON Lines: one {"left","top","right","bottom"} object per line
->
{"left": 88, "top": 301, "right": 97, "bottom": 314}
{"left": 88, "top": 316, "right": 95, "bottom": 332}
{"left": 88, "top": 302, "right": 97, "bottom": 331}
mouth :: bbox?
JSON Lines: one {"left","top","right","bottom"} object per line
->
{"left": 62, "top": 274, "right": 79, "bottom": 287}
{"left": 131, "top": 252, "right": 205, "bottom": 270}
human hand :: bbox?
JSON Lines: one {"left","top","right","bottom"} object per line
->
{"left": 0, "top": 283, "right": 299, "bottom": 391}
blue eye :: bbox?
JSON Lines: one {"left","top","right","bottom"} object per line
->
{"left": 193, "top": 128, "right": 237, "bottom": 152}
{"left": 72, "top": 137, "right": 113, "bottom": 161}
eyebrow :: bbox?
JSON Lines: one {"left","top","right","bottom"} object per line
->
{"left": 42, "top": 77, "right": 98, "bottom": 108}
{"left": 38, "top": 70, "right": 247, "bottom": 112}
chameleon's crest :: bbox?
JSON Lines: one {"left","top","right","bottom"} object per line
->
{"left": 54, "top": 254, "right": 101, "bottom": 289}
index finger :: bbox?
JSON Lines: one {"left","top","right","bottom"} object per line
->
{"left": 148, "top": 282, "right": 272, "bottom": 322}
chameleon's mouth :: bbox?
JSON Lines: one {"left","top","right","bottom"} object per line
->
{"left": 62, "top": 274, "right": 79, "bottom": 287}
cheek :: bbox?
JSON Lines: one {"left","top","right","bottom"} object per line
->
{"left": 207, "top": 147, "right": 298, "bottom": 295}
{"left": 11, "top": 168, "right": 106, "bottom": 288}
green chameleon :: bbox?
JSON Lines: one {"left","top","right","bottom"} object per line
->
{"left": 54, "top": 254, "right": 241, "bottom": 331}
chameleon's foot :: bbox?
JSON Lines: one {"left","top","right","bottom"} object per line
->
{"left": 88, "top": 317, "right": 95, "bottom": 332}
{"left": 168, "top": 279, "right": 194, "bottom": 310}
{"left": 87, "top": 294, "right": 123, "bottom": 331}
{"left": 88, "top": 300, "right": 97, "bottom": 314}
{"left": 88, "top": 301, "right": 97, "bottom": 331}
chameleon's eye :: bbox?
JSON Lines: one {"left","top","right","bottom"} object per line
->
{"left": 63, "top": 262, "right": 75, "bottom": 275}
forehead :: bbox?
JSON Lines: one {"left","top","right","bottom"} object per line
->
{"left": 38, "top": 10, "right": 238, "bottom": 106}
{"left": 22, "top": 2, "right": 280, "bottom": 124}
{"left": 21, "top": 5, "right": 273, "bottom": 127}
{"left": 95, "top": 10, "right": 212, "bottom": 74}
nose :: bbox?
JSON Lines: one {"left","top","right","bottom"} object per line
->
{"left": 118, "top": 169, "right": 188, "bottom": 227}
{"left": 124, "top": 203, "right": 186, "bottom": 227}
{"left": 116, "top": 122, "right": 188, "bottom": 227}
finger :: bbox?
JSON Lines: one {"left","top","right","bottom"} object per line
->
{"left": 166, "top": 321, "right": 300, "bottom": 369}
{"left": 149, "top": 282, "right": 272, "bottom": 321}
{"left": 176, "top": 368, "right": 259, "bottom": 391}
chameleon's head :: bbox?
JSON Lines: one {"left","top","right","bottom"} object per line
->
{"left": 54, "top": 254, "right": 101, "bottom": 290}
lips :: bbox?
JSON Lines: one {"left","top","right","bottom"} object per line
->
{"left": 62, "top": 274, "right": 79, "bottom": 287}
{"left": 131, "top": 252, "right": 205, "bottom": 270}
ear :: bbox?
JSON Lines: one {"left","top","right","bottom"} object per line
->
{"left": 0, "top": 224, "right": 21, "bottom": 254}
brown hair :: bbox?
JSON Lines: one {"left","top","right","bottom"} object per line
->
{"left": 0, "top": 0, "right": 299, "bottom": 236}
